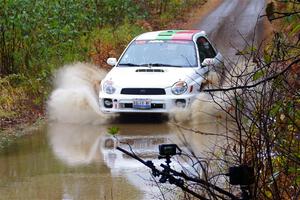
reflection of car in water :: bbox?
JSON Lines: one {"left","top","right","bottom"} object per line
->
{"left": 102, "top": 136, "right": 169, "bottom": 170}
{"left": 47, "top": 123, "right": 173, "bottom": 169}
{"left": 99, "top": 30, "right": 223, "bottom": 114}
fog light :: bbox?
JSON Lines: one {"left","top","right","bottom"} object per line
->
{"left": 104, "top": 98, "right": 113, "bottom": 108}
{"left": 175, "top": 99, "right": 186, "bottom": 108}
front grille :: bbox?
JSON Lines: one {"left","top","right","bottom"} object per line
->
{"left": 121, "top": 103, "right": 164, "bottom": 109}
{"left": 121, "top": 88, "right": 166, "bottom": 95}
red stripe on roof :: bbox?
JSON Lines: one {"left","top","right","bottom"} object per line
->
{"left": 171, "top": 30, "right": 199, "bottom": 40}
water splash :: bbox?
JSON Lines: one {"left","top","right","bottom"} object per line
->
{"left": 47, "top": 62, "right": 113, "bottom": 124}
{"left": 170, "top": 70, "right": 231, "bottom": 126}
{"left": 170, "top": 60, "right": 256, "bottom": 127}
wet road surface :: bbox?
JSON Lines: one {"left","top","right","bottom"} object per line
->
{"left": 195, "top": 0, "right": 266, "bottom": 58}
{"left": 0, "top": 118, "right": 225, "bottom": 200}
{"left": 0, "top": 1, "right": 268, "bottom": 199}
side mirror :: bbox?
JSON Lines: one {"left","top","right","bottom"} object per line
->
{"left": 201, "top": 58, "right": 215, "bottom": 67}
{"left": 107, "top": 58, "right": 117, "bottom": 66}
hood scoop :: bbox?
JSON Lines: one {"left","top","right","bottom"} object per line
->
{"left": 136, "top": 69, "right": 164, "bottom": 73}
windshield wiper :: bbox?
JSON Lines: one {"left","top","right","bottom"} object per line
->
{"left": 118, "top": 63, "right": 140, "bottom": 66}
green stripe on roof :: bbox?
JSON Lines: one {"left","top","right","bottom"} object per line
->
{"left": 156, "top": 30, "right": 180, "bottom": 40}
{"left": 156, "top": 35, "right": 172, "bottom": 40}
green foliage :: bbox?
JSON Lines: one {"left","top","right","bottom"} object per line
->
{"left": 107, "top": 126, "right": 120, "bottom": 136}
{"left": 252, "top": 69, "right": 266, "bottom": 81}
{"left": 0, "top": 0, "right": 146, "bottom": 77}
{"left": 291, "top": 24, "right": 300, "bottom": 35}
{"left": 0, "top": 75, "right": 26, "bottom": 117}
{"left": 96, "top": 0, "right": 143, "bottom": 27}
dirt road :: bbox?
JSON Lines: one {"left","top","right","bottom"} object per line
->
{"left": 196, "top": 0, "right": 267, "bottom": 58}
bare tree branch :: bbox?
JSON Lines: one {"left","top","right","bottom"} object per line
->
{"left": 203, "top": 58, "right": 300, "bottom": 92}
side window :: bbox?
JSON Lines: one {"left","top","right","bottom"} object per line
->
{"left": 196, "top": 37, "right": 216, "bottom": 62}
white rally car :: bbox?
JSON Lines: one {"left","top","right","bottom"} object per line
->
{"left": 99, "top": 30, "right": 223, "bottom": 113}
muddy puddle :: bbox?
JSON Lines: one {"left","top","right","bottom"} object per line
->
{"left": 0, "top": 115, "right": 228, "bottom": 200}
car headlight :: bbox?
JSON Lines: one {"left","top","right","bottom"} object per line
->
{"left": 171, "top": 81, "right": 188, "bottom": 95}
{"left": 103, "top": 80, "right": 116, "bottom": 94}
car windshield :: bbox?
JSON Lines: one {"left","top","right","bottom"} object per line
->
{"left": 118, "top": 40, "right": 198, "bottom": 67}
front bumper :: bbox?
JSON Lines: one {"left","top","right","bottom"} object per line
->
{"left": 99, "top": 93, "right": 196, "bottom": 113}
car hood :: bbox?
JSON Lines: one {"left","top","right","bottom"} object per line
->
{"left": 104, "top": 67, "right": 198, "bottom": 88}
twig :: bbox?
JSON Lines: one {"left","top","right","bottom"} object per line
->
{"left": 203, "top": 58, "right": 300, "bottom": 92}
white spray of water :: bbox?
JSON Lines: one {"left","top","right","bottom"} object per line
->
{"left": 170, "top": 61, "right": 256, "bottom": 127}
{"left": 170, "top": 71, "right": 231, "bottom": 126}
{"left": 47, "top": 62, "right": 112, "bottom": 124}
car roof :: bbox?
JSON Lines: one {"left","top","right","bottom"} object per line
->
{"left": 135, "top": 30, "right": 206, "bottom": 41}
